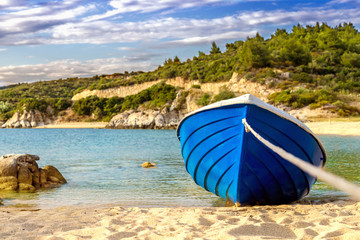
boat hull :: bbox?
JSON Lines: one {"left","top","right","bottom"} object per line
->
{"left": 177, "top": 96, "right": 326, "bottom": 205}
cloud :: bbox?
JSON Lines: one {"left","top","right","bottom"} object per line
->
{"left": 0, "top": 0, "right": 94, "bottom": 39}
{"left": 327, "top": 0, "right": 359, "bottom": 4}
{"left": 163, "top": 31, "right": 257, "bottom": 47}
{"left": 0, "top": 0, "right": 358, "bottom": 47}
{"left": 0, "top": 57, "right": 158, "bottom": 86}
{"left": 85, "top": 0, "right": 235, "bottom": 21}
{"left": 0, "top": 2, "right": 358, "bottom": 47}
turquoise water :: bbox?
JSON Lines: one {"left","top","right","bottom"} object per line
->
{"left": 0, "top": 129, "right": 359, "bottom": 208}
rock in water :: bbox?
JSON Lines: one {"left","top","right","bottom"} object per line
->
{"left": 142, "top": 162, "right": 157, "bottom": 168}
{"left": 42, "top": 165, "right": 67, "bottom": 184}
{"left": 0, "top": 154, "right": 66, "bottom": 192}
{"left": 0, "top": 155, "right": 18, "bottom": 177}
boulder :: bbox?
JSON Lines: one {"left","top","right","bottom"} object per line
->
{"left": 0, "top": 176, "right": 18, "bottom": 191}
{"left": 142, "top": 162, "right": 157, "bottom": 168}
{"left": 0, "top": 155, "right": 18, "bottom": 177}
{"left": 0, "top": 154, "right": 66, "bottom": 192}
{"left": 16, "top": 154, "right": 40, "bottom": 172}
{"left": 39, "top": 169, "right": 48, "bottom": 186}
{"left": 18, "top": 183, "right": 36, "bottom": 192}
{"left": 42, "top": 165, "right": 67, "bottom": 184}
{"left": 32, "top": 169, "right": 41, "bottom": 189}
{"left": 18, "top": 166, "right": 33, "bottom": 185}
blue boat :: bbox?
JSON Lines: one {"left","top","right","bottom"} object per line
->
{"left": 177, "top": 94, "right": 326, "bottom": 205}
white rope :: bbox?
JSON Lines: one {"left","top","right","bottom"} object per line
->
{"left": 242, "top": 118, "right": 360, "bottom": 201}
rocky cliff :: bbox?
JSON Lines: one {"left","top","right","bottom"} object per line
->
{"left": 106, "top": 73, "right": 280, "bottom": 129}
{"left": 1, "top": 109, "right": 52, "bottom": 128}
{"left": 107, "top": 90, "right": 189, "bottom": 129}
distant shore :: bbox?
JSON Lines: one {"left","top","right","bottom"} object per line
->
{"left": 34, "top": 120, "right": 360, "bottom": 136}
{"left": 35, "top": 122, "right": 108, "bottom": 129}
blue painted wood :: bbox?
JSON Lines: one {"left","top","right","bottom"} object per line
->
{"left": 177, "top": 101, "right": 326, "bottom": 205}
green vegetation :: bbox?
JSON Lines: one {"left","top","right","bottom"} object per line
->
{"left": 71, "top": 83, "right": 177, "bottom": 121}
{"left": 72, "top": 96, "right": 123, "bottom": 121}
{"left": 121, "top": 82, "right": 177, "bottom": 111}
{"left": 0, "top": 22, "right": 359, "bottom": 121}
{"left": 196, "top": 87, "right": 236, "bottom": 106}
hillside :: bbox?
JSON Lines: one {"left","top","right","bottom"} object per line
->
{"left": 0, "top": 22, "right": 359, "bottom": 128}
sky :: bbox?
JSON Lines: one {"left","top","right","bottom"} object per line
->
{"left": 0, "top": 0, "right": 359, "bottom": 86}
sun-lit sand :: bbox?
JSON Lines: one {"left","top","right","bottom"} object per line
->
{"left": 306, "top": 121, "right": 360, "bottom": 136}
{"left": 0, "top": 200, "right": 359, "bottom": 239}
{"left": 35, "top": 122, "right": 108, "bottom": 129}
{"left": 35, "top": 121, "right": 360, "bottom": 136}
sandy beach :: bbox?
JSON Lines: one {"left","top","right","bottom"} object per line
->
{"left": 35, "top": 122, "right": 108, "bottom": 129}
{"left": 306, "top": 121, "right": 360, "bottom": 136}
{"left": 0, "top": 200, "right": 358, "bottom": 240}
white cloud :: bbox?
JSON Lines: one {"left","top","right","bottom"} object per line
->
{"left": 0, "top": 1, "right": 358, "bottom": 47}
{"left": 85, "top": 0, "right": 233, "bottom": 21}
{"left": 0, "top": 1, "right": 95, "bottom": 37}
{"left": 327, "top": 0, "right": 359, "bottom": 4}
{"left": 0, "top": 57, "right": 157, "bottom": 85}
{"left": 165, "top": 31, "right": 257, "bottom": 46}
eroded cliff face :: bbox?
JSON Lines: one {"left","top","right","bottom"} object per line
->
{"left": 72, "top": 80, "right": 162, "bottom": 100}
{"left": 72, "top": 72, "right": 277, "bottom": 100}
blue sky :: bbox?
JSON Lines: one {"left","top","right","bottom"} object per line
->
{"left": 0, "top": 0, "right": 359, "bottom": 86}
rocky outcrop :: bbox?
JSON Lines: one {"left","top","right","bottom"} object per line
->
{"left": 0, "top": 154, "right": 66, "bottom": 192}
{"left": 106, "top": 73, "right": 280, "bottom": 129}
{"left": 1, "top": 110, "right": 51, "bottom": 128}
{"left": 107, "top": 108, "right": 182, "bottom": 129}
{"left": 107, "top": 89, "right": 193, "bottom": 129}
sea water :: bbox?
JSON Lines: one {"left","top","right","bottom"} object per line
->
{"left": 0, "top": 129, "right": 359, "bottom": 208}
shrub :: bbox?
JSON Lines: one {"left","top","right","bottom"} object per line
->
{"left": 196, "top": 93, "right": 211, "bottom": 106}
{"left": 269, "top": 88, "right": 336, "bottom": 109}
{"left": 212, "top": 87, "right": 235, "bottom": 103}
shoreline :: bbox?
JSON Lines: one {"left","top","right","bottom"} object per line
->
{"left": 34, "top": 121, "right": 360, "bottom": 136}
{"left": 0, "top": 200, "right": 359, "bottom": 239}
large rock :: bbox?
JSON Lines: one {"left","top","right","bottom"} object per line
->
{"left": 107, "top": 108, "right": 182, "bottom": 129}
{"left": 1, "top": 110, "right": 50, "bottom": 128}
{"left": 0, "top": 154, "right": 66, "bottom": 192}
{"left": 0, "top": 155, "right": 18, "bottom": 177}
{"left": 43, "top": 165, "right": 67, "bottom": 184}
{"left": 18, "top": 165, "right": 33, "bottom": 185}
{"left": 0, "top": 176, "right": 18, "bottom": 191}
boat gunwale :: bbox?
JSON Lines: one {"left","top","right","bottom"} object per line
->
{"left": 176, "top": 94, "right": 327, "bottom": 164}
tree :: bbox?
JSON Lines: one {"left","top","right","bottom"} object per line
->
{"left": 341, "top": 52, "right": 360, "bottom": 68}
{"left": 173, "top": 56, "right": 181, "bottom": 64}
{"left": 210, "top": 42, "right": 221, "bottom": 54}
{"left": 238, "top": 34, "right": 269, "bottom": 68}
{"left": 279, "top": 38, "right": 312, "bottom": 66}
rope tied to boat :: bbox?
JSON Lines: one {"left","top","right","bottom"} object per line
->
{"left": 242, "top": 118, "right": 360, "bottom": 201}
